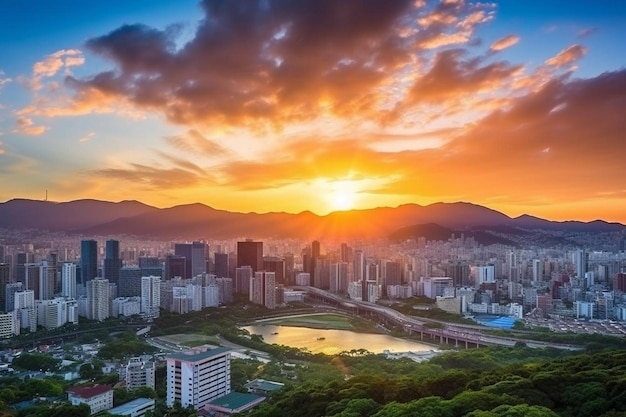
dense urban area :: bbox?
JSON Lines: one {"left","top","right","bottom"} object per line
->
{"left": 1, "top": 227, "right": 626, "bottom": 416}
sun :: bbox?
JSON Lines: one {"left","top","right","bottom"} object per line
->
{"left": 327, "top": 181, "right": 359, "bottom": 212}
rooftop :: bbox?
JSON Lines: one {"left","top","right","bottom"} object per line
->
{"left": 166, "top": 347, "right": 230, "bottom": 362}
{"left": 66, "top": 384, "right": 112, "bottom": 399}
{"left": 108, "top": 398, "right": 155, "bottom": 415}
{"left": 207, "top": 392, "right": 264, "bottom": 411}
{"left": 245, "top": 379, "right": 285, "bottom": 392}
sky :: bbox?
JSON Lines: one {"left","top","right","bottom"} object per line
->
{"left": 0, "top": 0, "right": 625, "bottom": 222}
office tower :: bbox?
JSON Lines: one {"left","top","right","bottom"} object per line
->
{"left": 104, "top": 239, "right": 123, "bottom": 286}
{"left": 216, "top": 277, "right": 233, "bottom": 305}
{"left": 166, "top": 348, "right": 231, "bottom": 410}
{"left": 141, "top": 276, "right": 161, "bottom": 318}
{"left": 139, "top": 257, "right": 163, "bottom": 279}
{"left": 313, "top": 258, "right": 330, "bottom": 290}
{"left": 174, "top": 242, "right": 207, "bottom": 279}
{"left": 311, "top": 240, "right": 321, "bottom": 276}
{"left": 573, "top": 250, "right": 587, "bottom": 278}
{"left": 214, "top": 253, "right": 229, "bottom": 278}
{"left": 119, "top": 267, "right": 142, "bottom": 297}
{"left": 80, "top": 240, "right": 98, "bottom": 286}
{"left": 14, "top": 253, "right": 27, "bottom": 282}
{"left": 126, "top": 357, "right": 155, "bottom": 391}
{"left": 283, "top": 253, "right": 294, "bottom": 286}
{"left": 445, "top": 261, "right": 470, "bottom": 287}
{"left": 236, "top": 240, "right": 263, "bottom": 272}
{"left": 14, "top": 290, "right": 36, "bottom": 332}
{"left": 39, "top": 260, "right": 56, "bottom": 300}
{"left": 383, "top": 261, "right": 402, "bottom": 287}
{"left": 23, "top": 263, "right": 40, "bottom": 300}
{"left": 5, "top": 282, "right": 23, "bottom": 313}
{"left": 47, "top": 252, "right": 59, "bottom": 294}
{"left": 353, "top": 250, "right": 364, "bottom": 283}
{"left": 263, "top": 257, "right": 285, "bottom": 285}
{"left": 615, "top": 273, "right": 626, "bottom": 292}
{"left": 87, "top": 278, "right": 110, "bottom": 321}
{"left": 532, "top": 259, "right": 543, "bottom": 282}
{"left": 330, "top": 262, "right": 348, "bottom": 294}
{"left": 507, "top": 251, "right": 518, "bottom": 282}
{"left": 61, "top": 263, "right": 77, "bottom": 299}
{"left": 366, "top": 262, "right": 379, "bottom": 284}
{"left": 174, "top": 243, "right": 193, "bottom": 279}
{"left": 0, "top": 263, "right": 10, "bottom": 312}
{"left": 476, "top": 265, "right": 496, "bottom": 284}
{"left": 165, "top": 255, "right": 186, "bottom": 280}
{"left": 235, "top": 266, "right": 253, "bottom": 295}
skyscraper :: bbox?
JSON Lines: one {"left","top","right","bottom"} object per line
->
{"left": 236, "top": 240, "right": 263, "bottom": 272}
{"left": 0, "top": 263, "right": 10, "bottom": 313}
{"left": 174, "top": 242, "right": 207, "bottom": 279}
{"left": 214, "top": 253, "right": 229, "bottom": 278}
{"left": 104, "top": 240, "right": 123, "bottom": 286}
{"left": 141, "top": 276, "right": 161, "bottom": 319}
{"left": 165, "top": 255, "right": 186, "bottom": 280}
{"left": 61, "top": 263, "right": 77, "bottom": 299}
{"left": 80, "top": 240, "right": 98, "bottom": 286}
{"left": 87, "top": 278, "right": 110, "bottom": 321}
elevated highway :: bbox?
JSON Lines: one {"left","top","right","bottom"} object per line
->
{"left": 294, "top": 286, "right": 580, "bottom": 350}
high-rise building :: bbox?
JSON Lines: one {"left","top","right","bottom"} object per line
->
{"left": 141, "top": 276, "right": 161, "bottom": 318}
{"left": 214, "top": 253, "right": 229, "bottom": 278}
{"left": 353, "top": 250, "right": 364, "bottom": 283}
{"left": 532, "top": 259, "right": 544, "bottom": 282}
{"left": 165, "top": 255, "right": 186, "bottom": 280}
{"left": 104, "top": 240, "right": 123, "bottom": 286}
{"left": 61, "top": 263, "right": 77, "bottom": 299}
{"left": 80, "top": 240, "right": 98, "bottom": 286}
{"left": 236, "top": 240, "right": 263, "bottom": 272}
{"left": 166, "top": 348, "right": 231, "bottom": 410}
{"left": 249, "top": 272, "right": 276, "bottom": 309}
{"left": 174, "top": 244, "right": 192, "bottom": 279}
{"left": 87, "top": 278, "right": 110, "bottom": 321}
{"left": 0, "top": 263, "right": 10, "bottom": 313}
{"left": 23, "top": 263, "right": 40, "bottom": 300}
{"left": 39, "top": 260, "right": 56, "bottom": 300}
{"left": 263, "top": 257, "right": 285, "bottom": 285}
{"left": 5, "top": 282, "right": 23, "bottom": 313}
{"left": 330, "top": 262, "right": 348, "bottom": 294}
{"left": 475, "top": 265, "right": 495, "bottom": 285}
{"left": 119, "top": 267, "right": 142, "bottom": 297}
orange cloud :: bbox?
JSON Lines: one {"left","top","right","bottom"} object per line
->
{"left": 490, "top": 34, "right": 520, "bottom": 51}
{"left": 13, "top": 117, "right": 47, "bottom": 136}
{"left": 545, "top": 44, "right": 587, "bottom": 67}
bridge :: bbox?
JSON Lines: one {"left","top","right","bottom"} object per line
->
{"left": 294, "top": 286, "right": 580, "bottom": 350}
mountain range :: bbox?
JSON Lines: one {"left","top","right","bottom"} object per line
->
{"left": 0, "top": 198, "right": 623, "bottom": 244}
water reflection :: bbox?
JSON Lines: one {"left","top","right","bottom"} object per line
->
{"left": 242, "top": 324, "right": 433, "bottom": 355}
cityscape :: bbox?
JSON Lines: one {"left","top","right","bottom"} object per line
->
{"left": 1, "top": 0, "right": 625, "bottom": 416}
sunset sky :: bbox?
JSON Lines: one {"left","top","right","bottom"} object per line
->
{"left": 0, "top": 0, "right": 625, "bottom": 222}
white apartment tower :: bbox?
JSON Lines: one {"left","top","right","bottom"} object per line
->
{"left": 141, "top": 276, "right": 161, "bottom": 318}
{"left": 62, "top": 263, "right": 77, "bottom": 298}
{"left": 87, "top": 278, "right": 110, "bottom": 321}
{"left": 166, "top": 348, "right": 231, "bottom": 410}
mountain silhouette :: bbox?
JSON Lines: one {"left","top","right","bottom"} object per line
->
{"left": 0, "top": 199, "right": 623, "bottom": 241}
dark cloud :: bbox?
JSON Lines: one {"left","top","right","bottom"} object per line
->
{"left": 65, "top": 0, "right": 497, "bottom": 128}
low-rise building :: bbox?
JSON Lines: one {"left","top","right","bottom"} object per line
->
{"left": 107, "top": 397, "right": 155, "bottom": 417}
{"left": 67, "top": 384, "right": 113, "bottom": 415}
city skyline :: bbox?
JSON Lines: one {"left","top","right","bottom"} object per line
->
{"left": 1, "top": 1, "right": 625, "bottom": 223}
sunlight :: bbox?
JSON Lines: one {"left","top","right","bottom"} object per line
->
{"left": 327, "top": 180, "right": 359, "bottom": 212}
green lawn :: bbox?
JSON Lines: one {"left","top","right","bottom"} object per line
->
{"left": 159, "top": 333, "right": 220, "bottom": 346}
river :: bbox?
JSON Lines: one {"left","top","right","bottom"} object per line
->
{"left": 242, "top": 324, "right": 434, "bottom": 355}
